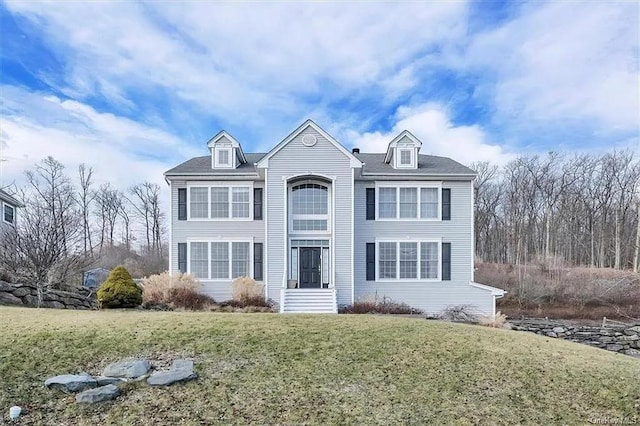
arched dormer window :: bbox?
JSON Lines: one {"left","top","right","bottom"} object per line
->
{"left": 289, "top": 183, "right": 329, "bottom": 232}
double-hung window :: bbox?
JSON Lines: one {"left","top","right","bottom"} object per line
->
{"left": 377, "top": 185, "right": 440, "bottom": 220}
{"left": 3, "top": 204, "right": 15, "bottom": 225}
{"left": 377, "top": 240, "right": 440, "bottom": 281}
{"left": 190, "top": 241, "right": 252, "bottom": 280}
{"left": 189, "top": 185, "right": 251, "bottom": 219}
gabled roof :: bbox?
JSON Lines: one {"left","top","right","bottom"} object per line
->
{"left": 384, "top": 130, "right": 422, "bottom": 163}
{"left": 0, "top": 189, "right": 23, "bottom": 207}
{"left": 206, "top": 130, "right": 247, "bottom": 163}
{"left": 256, "top": 119, "right": 362, "bottom": 168}
{"left": 354, "top": 153, "right": 476, "bottom": 178}
{"left": 165, "top": 153, "right": 266, "bottom": 176}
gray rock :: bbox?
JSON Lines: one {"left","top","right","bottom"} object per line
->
{"left": 606, "top": 344, "right": 624, "bottom": 352}
{"left": 0, "top": 281, "right": 14, "bottom": 292}
{"left": 45, "top": 374, "right": 97, "bottom": 393}
{"left": 598, "top": 336, "right": 614, "bottom": 343}
{"left": 623, "top": 349, "right": 640, "bottom": 359}
{"left": 147, "top": 368, "right": 197, "bottom": 386}
{"left": 12, "top": 286, "right": 31, "bottom": 298}
{"left": 620, "top": 334, "right": 639, "bottom": 341}
{"left": 546, "top": 332, "right": 557, "bottom": 338}
{"left": 23, "top": 294, "right": 38, "bottom": 306}
{"left": 0, "top": 292, "right": 23, "bottom": 305}
{"left": 42, "top": 300, "right": 65, "bottom": 309}
{"left": 552, "top": 327, "right": 566, "bottom": 334}
{"left": 171, "top": 359, "right": 194, "bottom": 371}
{"left": 95, "top": 376, "right": 126, "bottom": 386}
{"left": 103, "top": 359, "right": 150, "bottom": 378}
{"left": 76, "top": 384, "right": 120, "bottom": 404}
{"left": 625, "top": 326, "right": 640, "bottom": 334}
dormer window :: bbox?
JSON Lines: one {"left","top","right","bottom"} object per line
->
{"left": 384, "top": 130, "right": 422, "bottom": 170}
{"left": 217, "top": 149, "right": 231, "bottom": 167}
{"left": 398, "top": 149, "right": 414, "bottom": 168}
{"left": 207, "top": 131, "right": 247, "bottom": 170}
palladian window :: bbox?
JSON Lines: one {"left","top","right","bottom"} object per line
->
{"left": 290, "top": 183, "right": 329, "bottom": 232}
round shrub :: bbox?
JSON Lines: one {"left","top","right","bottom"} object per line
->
{"left": 97, "top": 266, "right": 142, "bottom": 309}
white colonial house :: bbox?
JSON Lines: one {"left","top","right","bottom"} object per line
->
{"left": 165, "top": 120, "right": 505, "bottom": 315}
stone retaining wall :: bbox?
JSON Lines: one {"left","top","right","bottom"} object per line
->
{"left": 0, "top": 281, "right": 96, "bottom": 309}
{"left": 511, "top": 318, "right": 640, "bottom": 357}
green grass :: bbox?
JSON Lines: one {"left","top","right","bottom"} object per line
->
{"left": 0, "top": 307, "right": 638, "bottom": 425}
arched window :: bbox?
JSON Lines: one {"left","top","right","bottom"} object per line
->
{"left": 290, "top": 183, "right": 329, "bottom": 232}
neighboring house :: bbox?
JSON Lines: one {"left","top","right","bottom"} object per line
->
{"left": 0, "top": 189, "right": 22, "bottom": 231}
{"left": 165, "top": 120, "right": 505, "bottom": 315}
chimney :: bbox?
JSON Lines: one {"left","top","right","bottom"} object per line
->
{"left": 352, "top": 148, "right": 360, "bottom": 154}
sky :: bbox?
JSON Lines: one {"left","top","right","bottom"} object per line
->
{"left": 1, "top": 0, "right": 638, "bottom": 191}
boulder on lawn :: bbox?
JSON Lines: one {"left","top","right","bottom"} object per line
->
{"left": 45, "top": 373, "right": 97, "bottom": 394}
{"left": 148, "top": 368, "right": 197, "bottom": 387}
{"left": 95, "top": 376, "right": 126, "bottom": 386}
{"left": 76, "top": 384, "right": 120, "bottom": 404}
{"left": 103, "top": 359, "right": 150, "bottom": 378}
{"left": 171, "top": 359, "right": 194, "bottom": 371}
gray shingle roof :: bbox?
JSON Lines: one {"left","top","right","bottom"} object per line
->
{"left": 165, "top": 153, "right": 266, "bottom": 175}
{"left": 354, "top": 153, "right": 476, "bottom": 176}
{"left": 165, "top": 152, "right": 475, "bottom": 178}
{"left": 0, "top": 189, "right": 23, "bottom": 207}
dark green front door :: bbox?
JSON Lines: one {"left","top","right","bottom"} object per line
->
{"left": 299, "top": 247, "right": 321, "bottom": 288}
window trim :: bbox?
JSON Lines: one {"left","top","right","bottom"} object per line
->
{"left": 375, "top": 182, "right": 442, "bottom": 221}
{"left": 186, "top": 182, "right": 254, "bottom": 221}
{"left": 186, "top": 239, "right": 254, "bottom": 281}
{"left": 288, "top": 181, "right": 331, "bottom": 235}
{"left": 214, "top": 147, "right": 233, "bottom": 168}
{"left": 2, "top": 202, "right": 15, "bottom": 226}
{"left": 375, "top": 239, "right": 442, "bottom": 282}
{"left": 396, "top": 148, "right": 415, "bottom": 168}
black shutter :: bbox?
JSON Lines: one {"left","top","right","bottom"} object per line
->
{"left": 442, "top": 188, "right": 451, "bottom": 221}
{"left": 366, "top": 188, "right": 375, "bottom": 220}
{"left": 366, "top": 243, "right": 375, "bottom": 281}
{"left": 442, "top": 242, "right": 451, "bottom": 281}
{"left": 178, "top": 188, "right": 187, "bottom": 220}
{"left": 178, "top": 243, "right": 187, "bottom": 273}
{"left": 254, "top": 243, "right": 263, "bottom": 281}
{"left": 254, "top": 188, "right": 263, "bottom": 220}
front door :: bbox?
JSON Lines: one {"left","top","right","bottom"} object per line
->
{"left": 299, "top": 247, "right": 321, "bottom": 288}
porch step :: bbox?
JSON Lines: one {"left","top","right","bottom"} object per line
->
{"left": 281, "top": 288, "right": 337, "bottom": 313}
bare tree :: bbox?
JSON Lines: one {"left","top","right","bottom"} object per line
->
{"left": 94, "top": 184, "right": 122, "bottom": 252}
{"left": 77, "top": 164, "right": 95, "bottom": 256}
{"left": 128, "top": 182, "right": 165, "bottom": 257}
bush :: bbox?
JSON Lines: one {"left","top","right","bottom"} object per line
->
{"left": 478, "top": 311, "right": 509, "bottom": 328}
{"left": 439, "top": 305, "right": 478, "bottom": 323}
{"left": 168, "top": 287, "right": 215, "bottom": 311}
{"left": 232, "top": 276, "right": 264, "bottom": 302}
{"left": 142, "top": 272, "right": 199, "bottom": 304}
{"left": 97, "top": 266, "right": 142, "bottom": 308}
{"left": 339, "top": 295, "right": 422, "bottom": 315}
{"left": 220, "top": 296, "right": 273, "bottom": 309}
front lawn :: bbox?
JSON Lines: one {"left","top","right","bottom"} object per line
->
{"left": 0, "top": 307, "right": 638, "bottom": 424}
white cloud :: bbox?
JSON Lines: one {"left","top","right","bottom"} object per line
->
{"left": 4, "top": 1, "right": 468, "bottom": 126}
{"left": 349, "top": 103, "right": 513, "bottom": 166}
{"left": 0, "top": 85, "right": 198, "bottom": 191}
{"left": 462, "top": 1, "right": 639, "bottom": 132}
